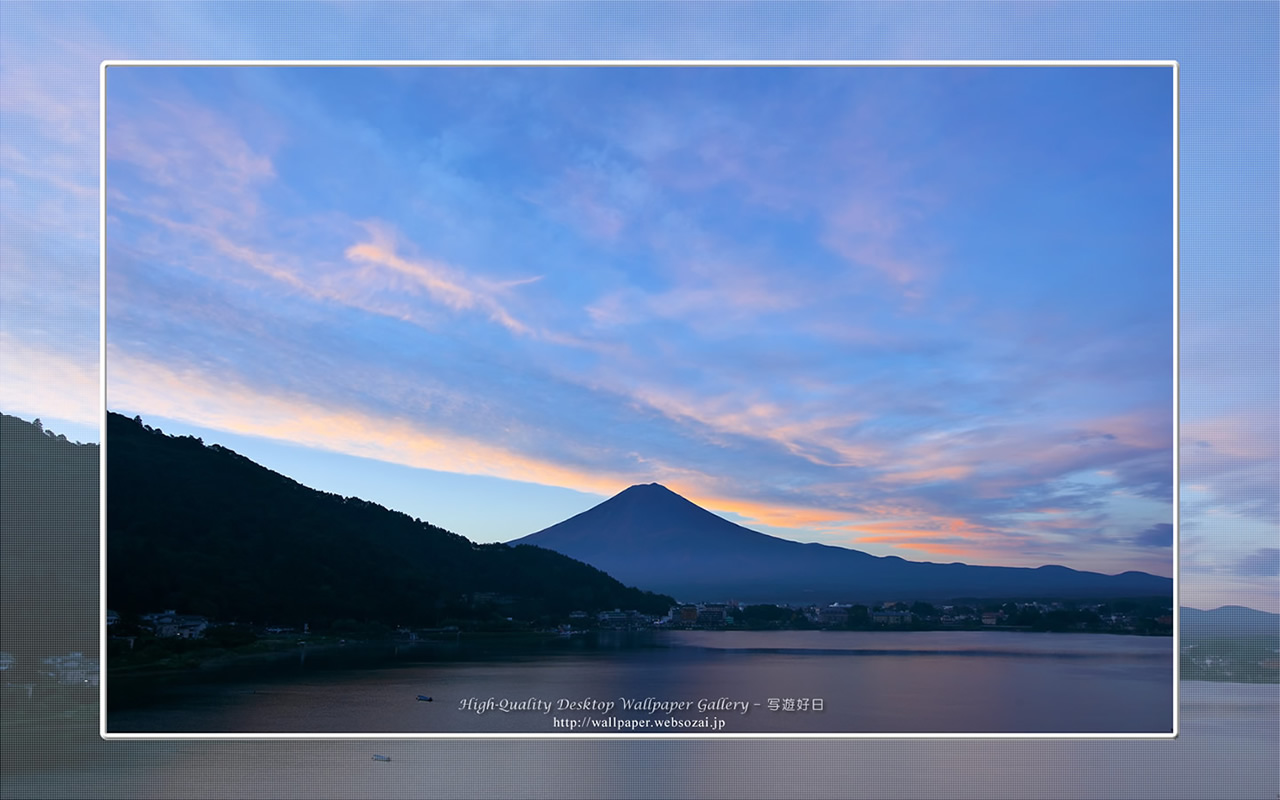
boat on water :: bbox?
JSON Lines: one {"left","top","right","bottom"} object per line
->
{"left": 372, "top": 754, "right": 392, "bottom": 762}
{"left": 416, "top": 694, "right": 433, "bottom": 702}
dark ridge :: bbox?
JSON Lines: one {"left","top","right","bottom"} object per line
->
{"left": 105, "top": 411, "right": 673, "bottom": 627}
{"left": 1, "top": 413, "right": 100, "bottom": 662}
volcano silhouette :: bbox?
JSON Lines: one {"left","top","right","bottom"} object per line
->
{"left": 511, "top": 483, "right": 1172, "bottom": 604}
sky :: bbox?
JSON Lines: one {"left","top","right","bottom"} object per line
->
{"left": 0, "top": 4, "right": 1274, "bottom": 614}
{"left": 96, "top": 65, "right": 1179, "bottom": 580}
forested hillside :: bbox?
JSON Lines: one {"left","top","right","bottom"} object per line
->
{"left": 106, "top": 412, "right": 671, "bottom": 628}
{"left": 0, "top": 413, "right": 99, "bottom": 661}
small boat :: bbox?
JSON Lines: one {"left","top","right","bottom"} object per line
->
{"left": 416, "top": 695, "right": 433, "bottom": 702}
{"left": 372, "top": 754, "right": 392, "bottom": 762}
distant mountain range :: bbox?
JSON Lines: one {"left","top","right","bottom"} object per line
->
{"left": 513, "top": 483, "right": 1174, "bottom": 604}
{"left": 1180, "top": 605, "right": 1279, "bottom": 638}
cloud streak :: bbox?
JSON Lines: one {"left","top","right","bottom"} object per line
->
{"left": 107, "top": 349, "right": 639, "bottom": 498}
{"left": 344, "top": 222, "right": 534, "bottom": 336}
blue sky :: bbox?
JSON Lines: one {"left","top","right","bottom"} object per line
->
{"left": 97, "top": 64, "right": 1176, "bottom": 580}
{"left": 0, "top": 4, "right": 1275, "bottom": 614}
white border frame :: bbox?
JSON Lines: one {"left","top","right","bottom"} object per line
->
{"left": 99, "top": 59, "right": 1180, "bottom": 741}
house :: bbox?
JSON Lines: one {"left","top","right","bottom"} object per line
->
{"left": 143, "top": 610, "right": 209, "bottom": 638}
{"left": 597, "top": 609, "right": 631, "bottom": 628}
{"left": 597, "top": 609, "right": 652, "bottom": 630}
{"left": 697, "top": 605, "right": 727, "bottom": 626}
{"left": 818, "top": 606, "right": 849, "bottom": 627}
{"left": 871, "top": 609, "right": 913, "bottom": 625}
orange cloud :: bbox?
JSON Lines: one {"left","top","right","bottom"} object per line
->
{"left": 106, "top": 350, "right": 636, "bottom": 498}
{"left": 849, "top": 535, "right": 988, "bottom": 560}
{"left": 830, "top": 512, "right": 1034, "bottom": 562}
{"left": 844, "top": 514, "right": 988, "bottom": 538}
{"left": 680, "top": 490, "right": 855, "bottom": 533}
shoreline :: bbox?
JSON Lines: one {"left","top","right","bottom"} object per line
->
{"left": 106, "top": 629, "right": 568, "bottom": 686}
{"left": 104, "top": 625, "right": 1178, "bottom": 688}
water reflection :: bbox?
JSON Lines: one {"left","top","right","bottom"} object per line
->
{"left": 108, "top": 630, "right": 1171, "bottom": 735}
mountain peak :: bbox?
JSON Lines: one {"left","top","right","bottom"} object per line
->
{"left": 515, "top": 481, "right": 763, "bottom": 554}
{"left": 622, "top": 482, "right": 672, "bottom": 492}
{"left": 609, "top": 482, "right": 694, "bottom": 506}
{"left": 512, "top": 480, "right": 1173, "bottom": 604}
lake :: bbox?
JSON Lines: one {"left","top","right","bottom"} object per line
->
{"left": 107, "top": 629, "right": 1172, "bottom": 735}
{"left": 7, "top": 682, "right": 1276, "bottom": 800}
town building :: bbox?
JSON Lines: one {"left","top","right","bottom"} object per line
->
{"left": 40, "top": 652, "right": 99, "bottom": 687}
{"left": 142, "top": 610, "right": 210, "bottom": 638}
{"left": 818, "top": 606, "right": 849, "bottom": 627}
{"left": 871, "top": 609, "right": 913, "bottom": 625}
{"left": 696, "top": 605, "right": 728, "bottom": 626}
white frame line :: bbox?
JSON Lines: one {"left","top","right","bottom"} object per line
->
{"left": 97, "top": 57, "right": 1177, "bottom": 742}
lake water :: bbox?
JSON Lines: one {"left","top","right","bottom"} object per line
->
{"left": 108, "top": 630, "right": 1172, "bottom": 734}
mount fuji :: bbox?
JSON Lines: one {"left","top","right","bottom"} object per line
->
{"left": 511, "top": 483, "right": 1173, "bottom": 604}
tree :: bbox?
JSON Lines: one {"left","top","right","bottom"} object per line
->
{"left": 847, "top": 604, "right": 871, "bottom": 629}
{"left": 910, "top": 601, "right": 939, "bottom": 618}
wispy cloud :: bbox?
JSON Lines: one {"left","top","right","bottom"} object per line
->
{"left": 1, "top": 141, "right": 95, "bottom": 199}
{"left": 1232, "top": 547, "right": 1279, "bottom": 578}
{"left": 623, "top": 384, "right": 881, "bottom": 469}
{"left": 0, "top": 41, "right": 99, "bottom": 150}
{"left": 344, "top": 222, "right": 535, "bottom": 335}
{"left": 1182, "top": 407, "right": 1279, "bottom": 525}
{"left": 108, "top": 94, "right": 278, "bottom": 228}
{"left": 821, "top": 195, "right": 931, "bottom": 288}
{"left": 111, "top": 100, "right": 275, "bottom": 189}
{"left": 1125, "top": 522, "right": 1173, "bottom": 549}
